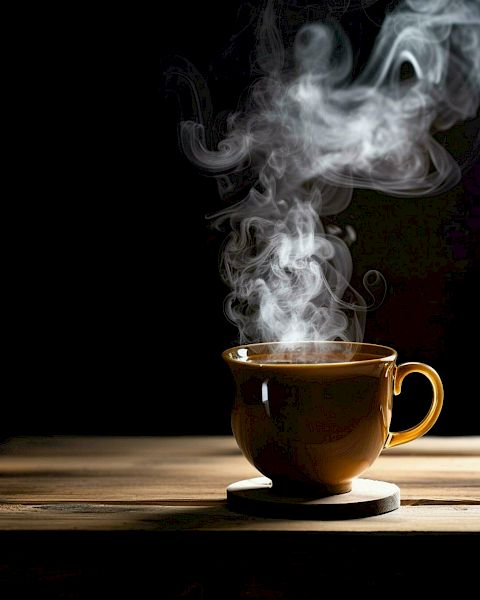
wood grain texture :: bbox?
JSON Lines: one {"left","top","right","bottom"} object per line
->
{"left": 0, "top": 436, "right": 478, "bottom": 533}
{"left": 0, "top": 504, "right": 478, "bottom": 532}
{"left": 0, "top": 436, "right": 479, "bottom": 597}
{"left": 0, "top": 436, "right": 478, "bottom": 503}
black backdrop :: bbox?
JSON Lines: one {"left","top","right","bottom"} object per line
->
{"left": 5, "top": 1, "right": 479, "bottom": 436}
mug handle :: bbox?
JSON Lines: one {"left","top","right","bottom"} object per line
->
{"left": 385, "top": 362, "right": 444, "bottom": 449}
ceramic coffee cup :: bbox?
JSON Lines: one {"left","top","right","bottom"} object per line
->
{"left": 223, "top": 341, "right": 443, "bottom": 495}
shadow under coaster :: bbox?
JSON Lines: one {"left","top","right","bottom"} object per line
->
{"left": 227, "top": 477, "right": 400, "bottom": 519}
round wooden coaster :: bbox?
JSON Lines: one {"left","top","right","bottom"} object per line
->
{"left": 227, "top": 477, "right": 400, "bottom": 519}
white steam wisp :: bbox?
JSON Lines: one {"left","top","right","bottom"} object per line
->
{"left": 181, "top": 0, "right": 480, "bottom": 344}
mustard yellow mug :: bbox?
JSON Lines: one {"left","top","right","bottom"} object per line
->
{"left": 223, "top": 341, "right": 443, "bottom": 495}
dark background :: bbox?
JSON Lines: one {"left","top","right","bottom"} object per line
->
{"left": 6, "top": 1, "right": 479, "bottom": 437}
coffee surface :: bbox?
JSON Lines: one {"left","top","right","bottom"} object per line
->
{"left": 246, "top": 351, "right": 381, "bottom": 364}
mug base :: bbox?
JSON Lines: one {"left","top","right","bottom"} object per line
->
{"left": 272, "top": 479, "right": 352, "bottom": 497}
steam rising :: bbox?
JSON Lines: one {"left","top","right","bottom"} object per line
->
{"left": 181, "top": 0, "right": 480, "bottom": 344}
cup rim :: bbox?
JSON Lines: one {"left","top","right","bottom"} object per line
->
{"left": 222, "top": 340, "right": 397, "bottom": 367}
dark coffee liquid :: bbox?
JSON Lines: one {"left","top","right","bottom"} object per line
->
{"left": 246, "top": 351, "right": 381, "bottom": 364}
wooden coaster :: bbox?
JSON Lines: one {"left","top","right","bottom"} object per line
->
{"left": 227, "top": 477, "right": 400, "bottom": 520}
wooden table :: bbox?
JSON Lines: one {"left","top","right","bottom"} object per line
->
{"left": 0, "top": 435, "right": 479, "bottom": 598}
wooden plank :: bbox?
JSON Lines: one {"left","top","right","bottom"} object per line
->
{"left": 0, "top": 436, "right": 478, "bottom": 504}
{"left": 383, "top": 435, "right": 480, "bottom": 456}
{"left": 2, "top": 435, "right": 478, "bottom": 457}
{"left": 0, "top": 435, "right": 239, "bottom": 457}
{"left": 0, "top": 436, "right": 477, "bottom": 597}
{"left": 0, "top": 503, "right": 478, "bottom": 533}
